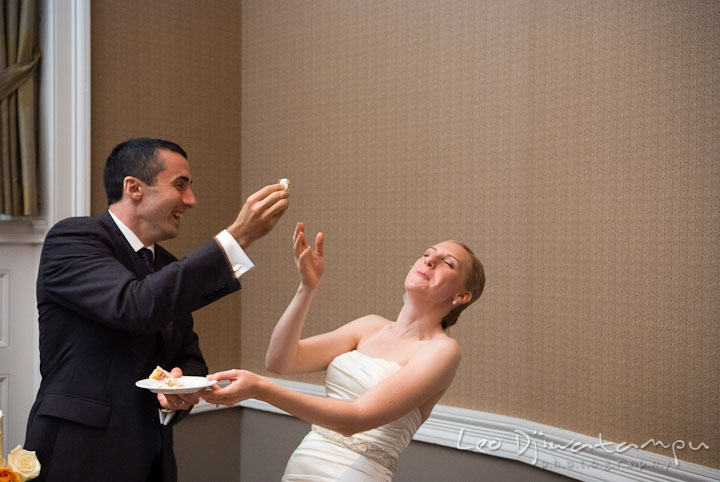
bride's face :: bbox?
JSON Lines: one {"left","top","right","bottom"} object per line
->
{"left": 404, "top": 241, "right": 471, "bottom": 303}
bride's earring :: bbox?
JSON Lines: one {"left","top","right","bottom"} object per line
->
{"left": 452, "top": 300, "right": 458, "bottom": 306}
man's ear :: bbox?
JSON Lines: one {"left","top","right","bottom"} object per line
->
{"left": 123, "top": 176, "right": 143, "bottom": 201}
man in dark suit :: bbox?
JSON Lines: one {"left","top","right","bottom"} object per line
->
{"left": 24, "top": 138, "right": 288, "bottom": 482}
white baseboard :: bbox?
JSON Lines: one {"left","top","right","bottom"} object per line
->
{"left": 192, "top": 378, "right": 719, "bottom": 482}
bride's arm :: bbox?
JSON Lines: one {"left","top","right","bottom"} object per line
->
{"left": 264, "top": 222, "right": 326, "bottom": 373}
{"left": 204, "top": 339, "right": 460, "bottom": 437}
{"left": 266, "top": 223, "right": 383, "bottom": 374}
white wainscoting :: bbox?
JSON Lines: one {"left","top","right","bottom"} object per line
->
{"left": 192, "top": 378, "right": 720, "bottom": 482}
{"left": 0, "top": 0, "right": 91, "bottom": 454}
{"left": 0, "top": 245, "right": 42, "bottom": 454}
{"left": 0, "top": 270, "right": 8, "bottom": 347}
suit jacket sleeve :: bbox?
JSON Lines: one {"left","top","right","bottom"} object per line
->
{"left": 38, "top": 216, "right": 241, "bottom": 335}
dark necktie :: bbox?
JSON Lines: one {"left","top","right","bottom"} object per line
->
{"left": 137, "top": 248, "right": 154, "bottom": 270}
{"left": 138, "top": 247, "right": 163, "bottom": 365}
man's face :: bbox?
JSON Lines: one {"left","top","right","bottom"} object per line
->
{"left": 137, "top": 149, "right": 197, "bottom": 243}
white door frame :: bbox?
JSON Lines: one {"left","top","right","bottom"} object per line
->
{"left": 40, "top": 0, "right": 92, "bottom": 226}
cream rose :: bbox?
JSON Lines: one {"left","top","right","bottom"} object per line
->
{"left": 6, "top": 446, "right": 40, "bottom": 481}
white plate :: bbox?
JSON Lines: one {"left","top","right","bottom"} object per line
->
{"left": 135, "top": 376, "right": 216, "bottom": 394}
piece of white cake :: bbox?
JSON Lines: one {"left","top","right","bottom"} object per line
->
{"left": 149, "top": 366, "right": 183, "bottom": 388}
{"left": 279, "top": 178, "right": 290, "bottom": 193}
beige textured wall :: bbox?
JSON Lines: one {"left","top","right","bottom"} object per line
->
{"left": 90, "top": 0, "right": 243, "bottom": 371}
{"left": 90, "top": 0, "right": 719, "bottom": 469}
{"left": 238, "top": 0, "right": 719, "bottom": 468}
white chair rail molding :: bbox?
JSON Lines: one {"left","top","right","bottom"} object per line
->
{"left": 192, "top": 378, "right": 720, "bottom": 482}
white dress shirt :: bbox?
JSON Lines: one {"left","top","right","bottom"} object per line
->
{"left": 108, "top": 209, "right": 254, "bottom": 278}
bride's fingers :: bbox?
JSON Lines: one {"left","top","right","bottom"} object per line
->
{"left": 292, "top": 222, "right": 302, "bottom": 245}
{"left": 200, "top": 388, "right": 225, "bottom": 400}
{"left": 207, "top": 369, "right": 240, "bottom": 381}
{"left": 294, "top": 231, "right": 308, "bottom": 259}
{"left": 203, "top": 385, "right": 244, "bottom": 403}
{"left": 315, "top": 232, "right": 324, "bottom": 258}
{"left": 200, "top": 389, "right": 221, "bottom": 400}
{"left": 293, "top": 222, "right": 306, "bottom": 246}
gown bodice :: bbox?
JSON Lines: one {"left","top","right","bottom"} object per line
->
{"left": 282, "top": 350, "right": 423, "bottom": 481}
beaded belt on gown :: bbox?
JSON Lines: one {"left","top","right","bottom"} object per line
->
{"left": 311, "top": 424, "right": 398, "bottom": 472}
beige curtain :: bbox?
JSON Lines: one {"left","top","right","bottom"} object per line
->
{"left": 0, "top": 0, "right": 40, "bottom": 217}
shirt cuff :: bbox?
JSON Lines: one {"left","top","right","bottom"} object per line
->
{"left": 215, "top": 229, "right": 255, "bottom": 278}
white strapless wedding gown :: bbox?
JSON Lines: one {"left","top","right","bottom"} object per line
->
{"left": 282, "top": 350, "right": 423, "bottom": 481}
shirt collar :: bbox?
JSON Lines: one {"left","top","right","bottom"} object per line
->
{"left": 107, "top": 209, "right": 155, "bottom": 256}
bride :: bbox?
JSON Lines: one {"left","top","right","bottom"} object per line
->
{"left": 202, "top": 222, "right": 485, "bottom": 481}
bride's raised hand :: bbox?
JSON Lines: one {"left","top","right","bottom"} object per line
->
{"left": 293, "top": 222, "right": 324, "bottom": 290}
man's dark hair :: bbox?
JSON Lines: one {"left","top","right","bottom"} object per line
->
{"left": 103, "top": 138, "right": 187, "bottom": 205}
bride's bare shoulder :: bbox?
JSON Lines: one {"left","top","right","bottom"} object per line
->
{"left": 346, "top": 314, "right": 392, "bottom": 337}
{"left": 426, "top": 335, "right": 462, "bottom": 362}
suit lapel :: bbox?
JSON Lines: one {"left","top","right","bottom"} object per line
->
{"left": 153, "top": 245, "right": 175, "bottom": 361}
{"left": 98, "top": 211, "right": 153, "bottom": 277}
{"left": 100, "top": 211, "right": 170, "bottom": 361}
